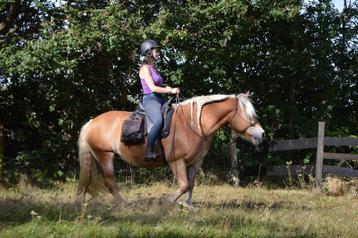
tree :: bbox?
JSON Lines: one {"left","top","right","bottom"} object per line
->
{"left": 0, "top": 0, "right": 356, "bottom": 182}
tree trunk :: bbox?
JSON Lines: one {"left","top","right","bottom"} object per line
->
{"left": 0, "top": 123, "right": 3, "bottom": 179}
{"left": 288, "top": 76, "right": 297, "bottom": 139}
{"left": 0, "top": 0, "right": 21, "bottom": 33}
{"left": 230, "top": 129, "right": 240, "bottom": 187}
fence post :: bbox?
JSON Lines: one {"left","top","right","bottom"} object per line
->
{"left": 315, "top": 121, "right": 325, "bottom": 190}
{"left": 230, "top": 129, "right": 240, "bottom": 187}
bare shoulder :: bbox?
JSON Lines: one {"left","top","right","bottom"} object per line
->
{"left": 139, "top": 64, "right": 150, "bottom": 72}
{"left": 139, "top": 64, "right": 150, "bottom": 77}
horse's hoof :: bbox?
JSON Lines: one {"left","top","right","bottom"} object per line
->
{"left": 159, "top": 196, "right": 171, "bottom": 206}
{"left": 177, "top": 201, "right": 198, "bottom": 212}
{"left": 113, "top": 198, "right": 129, "bottom": 209}
{"left": 159, "top": 196, "right": 176, "bottom": 211}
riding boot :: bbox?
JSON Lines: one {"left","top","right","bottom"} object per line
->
{"left": 144, "top": 146, "right": 158, "bottom": 161}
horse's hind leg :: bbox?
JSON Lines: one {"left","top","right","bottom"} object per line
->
{"left": 76, "top": 185, "right": 88, "bottom": 204}
{"left": 76, "top": 147, "right": 95, "bottom": 204}
{"left": 96, "top": 151, "right": 126, "bottom": 204}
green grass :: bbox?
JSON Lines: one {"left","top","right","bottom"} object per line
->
{"left": 0, "top": 182, "right": 357, "bottom": 237}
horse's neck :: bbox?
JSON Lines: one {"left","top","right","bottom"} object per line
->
{"left": 166, "top": 100, "right": 234, "bottom": 159}
{"left": 172, "top": 97, "right": 235, "bottom": 138}
{"left": 198, "top": 99, "right": 235, "bottom": 136}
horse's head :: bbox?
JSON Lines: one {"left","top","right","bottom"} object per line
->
{"left": 228, "top": 94, "right": 264, "bottom": 145}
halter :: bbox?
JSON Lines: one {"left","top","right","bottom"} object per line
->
{"left": 228, "top": 96, "right": 258, "bottom": 133}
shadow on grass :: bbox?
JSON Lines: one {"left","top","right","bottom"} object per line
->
{"left": 0, "top": 195, "right": 321, "bottom": 238}
{"left": 0, "top": 195, "right": 177, "bottom": 225}
{"left": 0, "top": 193, "right": 317, "bottom": 224}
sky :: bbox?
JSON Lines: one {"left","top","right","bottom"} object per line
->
{"left": 332, "top": 0, "right": 344, "bottom": 11}
{"left": 305, "top": 0, "right": 345, "bottom": 11}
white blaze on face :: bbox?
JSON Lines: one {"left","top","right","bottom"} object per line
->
{"left": 247, "top": 126, "right": 264, "bottom": 145}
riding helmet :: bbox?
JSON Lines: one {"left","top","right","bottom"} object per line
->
{"left": 140, "top": 39, "right": 160, "bottom": 56}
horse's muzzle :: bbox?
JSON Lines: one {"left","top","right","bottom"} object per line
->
{"left": 251, "top": 128, "right": 264, "bottom": 145}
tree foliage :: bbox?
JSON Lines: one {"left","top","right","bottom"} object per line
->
{"left": 0, "top": 0, "right": 357, "bottom": 182}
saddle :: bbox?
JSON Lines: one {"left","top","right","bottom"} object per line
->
{"left": 120, "top": 97, "right": 175, "bottom": 145}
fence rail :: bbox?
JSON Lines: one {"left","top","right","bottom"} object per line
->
{"left": 324, "top": 152, "right": 358, "bottom": 161}
{"left": 270, "top": 137, "right": 358, "bottom": 151}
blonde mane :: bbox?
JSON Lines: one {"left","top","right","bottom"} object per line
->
{"left": 237, "top": 93, "right": 257, "bottom": 120}
{"left": 177, "top": 94, "right": 257, "bottom": 134}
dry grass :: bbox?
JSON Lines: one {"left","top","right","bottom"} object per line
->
{"left": 0, "top": 181, "right": 357, "bottom": 237}
{"left": 323, "top": 176, "right": 347, "bottom": 196}
{"left": 322, "top": 176, "right": 358, "bottom": 198}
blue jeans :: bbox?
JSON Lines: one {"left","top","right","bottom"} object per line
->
{"left": 142, "top": 94, "right": 164, "bottom": 149}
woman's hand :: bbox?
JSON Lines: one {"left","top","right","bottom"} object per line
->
{"left": 170, "top": 87, "right": 180, "bottom": 94}
{"left": 166, "top": 86, "right": 180, "bottom": 94}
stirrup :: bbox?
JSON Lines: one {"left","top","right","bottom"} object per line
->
{"left": 144, "top": 147, "right": 158, "bottom": 161}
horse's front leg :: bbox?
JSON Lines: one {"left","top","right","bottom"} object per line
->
{"left": 177, "top": 159, "right": 203, "bottom": 211}
{"left": 185, "top": 159, "right": 203, "bottom": 206}
{"left": 162, "top": 159, "right": 188, "bottom": 204}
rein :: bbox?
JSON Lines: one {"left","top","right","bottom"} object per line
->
{"left": 177, "top": 97, "right": 211, "bottom": 142}
{"left": 167, "top": 94, "right": 181, "bottom": 160}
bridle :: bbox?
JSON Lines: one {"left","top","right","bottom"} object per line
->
{"left": 228, "top": 96, "right": 258, "bottom": 134}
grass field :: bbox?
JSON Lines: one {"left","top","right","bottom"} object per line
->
{"left": 0, "top": 181, "right": 357, "bottom": 238}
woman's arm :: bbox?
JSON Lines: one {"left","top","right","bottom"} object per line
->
{"left": 140, "top": 65, "right": 179, "bottom": 94}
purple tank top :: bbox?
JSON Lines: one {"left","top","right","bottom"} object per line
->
{"left": 140, "top": 65, "right": 163, "bottom": 94}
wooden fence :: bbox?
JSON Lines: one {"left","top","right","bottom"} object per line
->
{"left": 262, "top": 122, "right": 358, "bottom": 190}
{"left": 315, "top": 122, "right": 358, "bottom": 189}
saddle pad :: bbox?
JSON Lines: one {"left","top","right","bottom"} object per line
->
{"left": 120, "top": 116, "right": 145, "bottom": 145}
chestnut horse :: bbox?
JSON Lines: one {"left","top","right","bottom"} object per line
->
{"left": 77, "top": 93, "right": 264, "bottom": 206}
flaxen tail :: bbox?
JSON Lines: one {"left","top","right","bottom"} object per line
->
{"left": 77, "top": 120, "right": 105, "bottom": 198}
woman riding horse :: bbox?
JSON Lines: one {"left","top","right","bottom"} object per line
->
{"left": 77, "top": 92, "right": 264, "bottom": 208}
{"left": 139, "top": 39, "right": 180, "bottom": 160}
